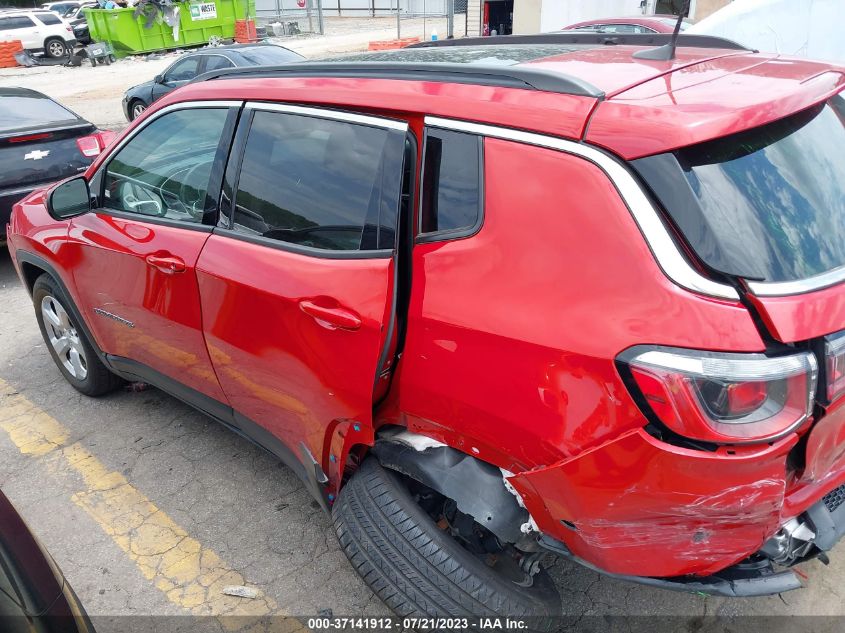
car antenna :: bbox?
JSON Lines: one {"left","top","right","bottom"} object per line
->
{"left": 633, "top": 0, "right": 689, "bottom": 61}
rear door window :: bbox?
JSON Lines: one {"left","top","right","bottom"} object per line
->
{"left": 419, "top": 128, "right": 482, "bottom": 238}
{"left": 203, "top": 55, "right": 234, "bottom": 72}
{"left": 230, "top": 109, "right": 405, "bottom": 252}
{"left": 634, "top": 96, "right": 845, "bottom": 283}
{"left": 0, "top": 16, "right": 36, "bottom": 29}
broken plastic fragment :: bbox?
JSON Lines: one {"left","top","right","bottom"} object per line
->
{"left": 222, "top": 585, "right": 259, "bottom": 599}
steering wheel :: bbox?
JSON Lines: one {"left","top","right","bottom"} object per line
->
{"left": 161, "top": 161, "right": 213, "bottom": 221}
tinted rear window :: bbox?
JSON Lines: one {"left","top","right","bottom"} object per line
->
{"left": 0, "top": 92, "right": 78, "bottom": 132}
{"left": 634, "top": 97, "right": 845, "bottom": 283}
{"left": 236, "top": 45, "right": 303, "bottom": 64}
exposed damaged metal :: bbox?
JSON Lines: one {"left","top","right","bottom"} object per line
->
{"left": 373, "top": 430, "right": 529, "bottom": 544}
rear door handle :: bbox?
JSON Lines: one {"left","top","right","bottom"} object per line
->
{"left": 145, "top": 253, "right": 186, "bottom": 274}
{"left": 299, "top": 300, "right": 362, "bottom": 331}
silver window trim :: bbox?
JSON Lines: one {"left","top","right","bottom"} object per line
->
{"left": 201, "top": 53, "right": 236, "bottom": 71}
{"left": 103, "top": 100, "right": 242, "bottom": 161}
{"left": 425, "top": 116, "right": 739, "bottom": 301}
{"left": 747, "top": 267, "right": 845, "bottom": 297}
{"left": 245, "top": 101, "right": 409, "bottom": 132}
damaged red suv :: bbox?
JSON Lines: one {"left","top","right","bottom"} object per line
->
{"left": 7, "top": 31, "right": 845, "bottom": 622}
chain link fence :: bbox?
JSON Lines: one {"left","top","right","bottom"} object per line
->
{"left": 254, "top": 0, "right": 324, "bottom": 36}
{"left": 253, "top": 0, "right": 467, "bottom": 39}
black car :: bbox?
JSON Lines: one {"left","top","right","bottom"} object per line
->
{"left": 0, "top": 488, "right": 94, "bottom": 632}
{"left": 121, "top": 43, "right": 305, "bottom": 121}
{"left": 65, "top": 2, "right": 96, "bottom": 45}
{"left": 0, "top": 88, "right": 112, "bottom": 240}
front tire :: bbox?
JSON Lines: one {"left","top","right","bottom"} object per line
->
{"left": 33, "top": 274, "right": 122, "bottom": 396}
{"left": 333, "top": 458, "right": 560, "bottom": 628}
{"left": 129, "top": 99, "right": 146, "bottom": 121}
{"left": 44, "top": 37, "right": 68, "bottom": 58}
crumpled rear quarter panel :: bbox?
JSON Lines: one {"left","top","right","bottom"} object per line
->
{"left": 510, "top": 428, "right": 798, "bottom": 577}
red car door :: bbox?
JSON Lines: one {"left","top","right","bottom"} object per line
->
{"left": 67, "top": 103, "right": 239, "bottom": 405}
{"left": 196, "top": 103, "right": 409, "bottom": 475}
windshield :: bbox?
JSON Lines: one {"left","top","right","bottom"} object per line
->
{"left": 633, "top": 96, "right": 845, "bottom": 283}
{"left": 237, "top": 46, "right": 304, "bottom": 65}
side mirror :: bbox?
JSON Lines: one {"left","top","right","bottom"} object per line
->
{"left": 48, "top": 177, "right": 91, "bottom": 219}
{"left": 154, "top": 74, "right": 163, "bottom": 83}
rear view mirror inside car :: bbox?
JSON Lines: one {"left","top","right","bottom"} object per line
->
{"left": 48, "top": 177, "right": 90, "bottom": 219}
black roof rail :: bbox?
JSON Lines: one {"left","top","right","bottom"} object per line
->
{"left": 407, "top": 32, "right": 752, "bottom": 52}
{"left": 192, "top": 61, "right": 605, "bottom": 99}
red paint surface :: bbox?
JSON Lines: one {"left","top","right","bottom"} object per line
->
{"left": 747, "top": 285, "right": 845, "bottom": 343}
{"left": 195, "top": 235, "right": 394, "bottom": 463}
{"left": 510, "top": 429, "right": 797, "bottom": 577}
{"left": 67, "top": 213, "right": 229, "bottom": 403}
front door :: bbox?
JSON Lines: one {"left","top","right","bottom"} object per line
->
{"left": 67, "top": 103, "right": 239, "bottom": 404}
{"left": 196, "top": 104, "right": 409, "bottom": 463}
{"left": 151, "top": 55, "right": 204, "bottom": 102}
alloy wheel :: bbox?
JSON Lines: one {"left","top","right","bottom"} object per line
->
{"left": 48, "top": 40, "right": 66, "bottom": 57}
{"left": 41, "top": 295, "right": 88, "bottom": 380}
{"left": 132, "top": 102, "right": 146, "bottom": 119}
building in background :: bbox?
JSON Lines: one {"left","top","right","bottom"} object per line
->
{"left": 466, "top": 0, "right": 733, "bottom": 37}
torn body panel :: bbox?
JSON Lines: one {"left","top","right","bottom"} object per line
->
{"left": 509, "top": 428, "right": 798, "bottom": 578}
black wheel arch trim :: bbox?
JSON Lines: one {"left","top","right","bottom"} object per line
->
{"left": 371, "top": 437, "right": 528, "bottom": 544}
{"left": 16, "top": 250, "right": 110, "bottom": 367}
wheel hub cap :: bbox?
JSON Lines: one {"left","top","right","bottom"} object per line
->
{"left": 41, "top": 295, "right": 88, "bottom": 380}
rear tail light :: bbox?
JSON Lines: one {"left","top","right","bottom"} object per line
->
{"left": 75, "top": 131, "right": 117, "bottom": 158}
{"left": 619, "top": 346, "right": 817, "bottom": 444}
{"left": 824, "top": 332, "right": 845, "bottom": 403}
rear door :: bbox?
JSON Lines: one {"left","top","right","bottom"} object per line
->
{"left": 196, "top": 103, "right": 408, "bottom": 463}
{"left": 67, "top": 102, "right": 239, "bottom": 405}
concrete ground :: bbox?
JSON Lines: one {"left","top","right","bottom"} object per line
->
{"left": 0, "top": 15, "right": 464, "bottom": 130}
{"left": 0, "top": 13, "right": 842, "bottom": 631}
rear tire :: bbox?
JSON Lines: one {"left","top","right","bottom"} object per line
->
{"left": 33, "top": 274, "right": 122, "bottom": 397}
{"left": 44, "top": 37, "right": 68, "bottom": 58}
{"left": 333, "top": 458, "right": 560, "bottom": 628}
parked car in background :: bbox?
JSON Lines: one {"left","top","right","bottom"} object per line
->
{"left": 0, "top": 488, "right": 94, "bottom": 631}
{"left": 65, "top": 1, "right": 96, "bottom": 45}
{"left": 0, "top": 9, "right": 77, "bottom": 57}
{"left": 562, "top": 14, "right": 691, "bottom": 33}
{"left": 9, "top": 31, "right": 845, "bottom": 622}
{"left": 41, "top": 1, "right": 81, "bottom": 16}
{"left": 121, "top": 43, "right": 305, "bottom": 121}
{"left": 0, "top": 88, "right": 113, "bottom": 241}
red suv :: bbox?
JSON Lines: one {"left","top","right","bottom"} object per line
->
{"left": 7, "top": 32, "right": 845, "bottom": 622}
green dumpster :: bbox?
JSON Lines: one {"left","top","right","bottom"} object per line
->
{"left": 84, "top": 0, "right": 255, "bottom": 57}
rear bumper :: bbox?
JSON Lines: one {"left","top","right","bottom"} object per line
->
{"left": 509, "top": 415, "right": 845, "bottom": 587}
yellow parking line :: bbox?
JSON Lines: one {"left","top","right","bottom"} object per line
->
{"left": 0, "top": 378, "right": 303, "bottom": 628}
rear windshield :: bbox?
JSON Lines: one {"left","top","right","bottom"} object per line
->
{"left": 634, "top": 96, "right": 845, "bottom": 283}
{"left": 237, "top": 46, "right": 303, "bottom": 65}
{"left": 0, "top": 92, "right": 79, "bottom": 133}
